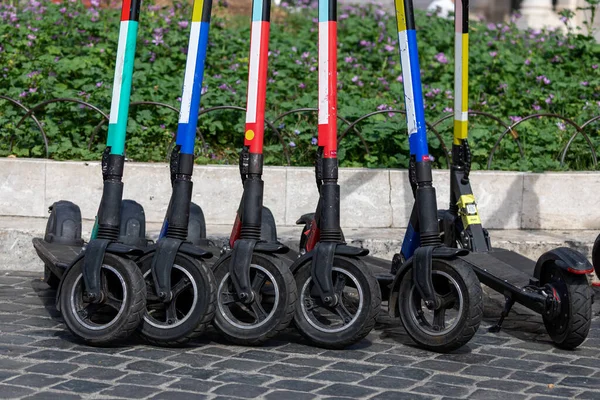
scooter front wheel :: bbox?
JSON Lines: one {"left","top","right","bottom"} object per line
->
{"left": 293, "top": 256, "right": 381, "bottom": 349}
{"left": 137, "top": 253, "right": 217, "bottom": 347}
{"left": 540, "top": 264, "right": 592, "bottom": 350}
{"left": 212, "top": 253, "right": 297, "bottom": 345}
{"left": 59, "top": 253, "right": 146, "bottom": 345}
{"left": 396, "top": 258, "right": 482, "bottom": 353}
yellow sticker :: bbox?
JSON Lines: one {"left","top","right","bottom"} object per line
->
{"left": 245, "top": 130, "right": 255, "bottom": 141}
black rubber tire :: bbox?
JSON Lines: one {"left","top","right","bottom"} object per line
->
{"left": 540, "top": 264, "right": 592, "bottom": 350}
{"left": 591, "top": 233, "right": 600, "bottom": 278}
{"left": 213, "top": 253, "right": 297, "bottom": 345}
{"left": 59, "top": 253, "right": 146, "bottom": 345}
{"left": 137, "top": 253, "right": 217, "bottom": 347}
{"left": 44, "top": 265, "right": 60, "bottom": 289}
{"left": 293, "top": 256, "right": 381, "bottom": 349}
{"left": 397, "top": 258, "right": 483, "bottom": 353}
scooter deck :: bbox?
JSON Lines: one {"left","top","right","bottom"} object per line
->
{"left": 459, "top": 248, "right": 535, "bottom": 291}
{"left": 32, "top": 238, "right": 82, "bottom": 277}
{"left": 284, "top": 249, "right": 394, "bottom": 285}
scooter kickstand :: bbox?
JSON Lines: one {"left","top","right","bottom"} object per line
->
{"left": 489, "top": 296, "right": 515, "bottom": 333}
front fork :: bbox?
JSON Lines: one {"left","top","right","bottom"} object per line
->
{"left": 82, "top": 148, "right": 124, "bottom": 303}
{"left": 151, "top": 146, "right": 195, "bottom": 302}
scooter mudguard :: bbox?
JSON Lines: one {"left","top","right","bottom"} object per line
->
{"left": 119, "top": 199, "right": 148, "bottom": 248}
{"left": 296, "top": 213, "right": 315, "bottom": 226}
{"left": 255, "top": 241, "right": 289, "bottom": 254}
{"left": 179, "top": 242, "right": 213, "bottom": 259}
{"left": 45, "top": 200, "right": 84, "bottom": 246}
{"left": 534, "top": 247, "right": 594, "bottom": 279}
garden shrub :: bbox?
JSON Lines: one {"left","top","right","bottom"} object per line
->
{"left": 1, "top": 0, "right": 599, "bottom": 171}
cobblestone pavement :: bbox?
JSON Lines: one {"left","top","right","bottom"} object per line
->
{"left": 0, "top": 271, "right": 599, "bottom": 400}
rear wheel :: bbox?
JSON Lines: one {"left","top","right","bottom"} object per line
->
{"left": 293, "top": 256, "right": 381, "bottom": 349}
{"left": 213, "top": 253, "right": 296, "bottom": 345}
{"left": 59, "top": 253, "right": 146, "bottom": 345}
{"left": 540, "top": 264, "right": 592, "bottom": 349}
{"left": 137, "top": 253, "right": 217, "bottom": 347}
{"left": 396, "top": 258, "right": 482, "bottom": 353}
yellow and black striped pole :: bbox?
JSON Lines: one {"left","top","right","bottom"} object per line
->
{"left": 453, "top": 0, "right": 469, "bottom": 145}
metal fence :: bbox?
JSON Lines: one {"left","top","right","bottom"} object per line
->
{"left": 1, "top": 94, "right": 599, "bottom": 169}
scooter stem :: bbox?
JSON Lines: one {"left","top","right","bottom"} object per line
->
{"left": 160, "top": 0, "right": 213, "bottom": 240}
{"left": 93, "top": 0, "right": 141, "bottom": 240}
{"left": 394, "top": 0, "right": 440, "bottom": 246}
{"left": 317, "top": 0, "right": 342, "bottom": 242}
{"left": 238, "top": 0, "right": 271, "bottom": 238}
{"left": 453, "top": 0, "right": 469, "bottom": 147}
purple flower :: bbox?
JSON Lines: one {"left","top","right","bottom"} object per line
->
{"left": 311, "top": 137, "right": 318, "bottom": 145}
{"left": 377, "top": 104, "right": 388, "bottom": 111}
{"left": 291, "top": 46, "right": 297, "bottom": 53}
{"left": 177, "top": 97, "right": 182, "bottom": 102}
{"left": 201, "top": 86, "right": 208, "bottom": 95}
{"left": 178, "top": 21, "right": 189, "bottom": 29}
{"left": 384, "top": 44, "right": 395, "bottom": 52}
{"left": 289, "top": 141, "right": 296, "bottom": 148}
{"left": 218, "top": 84, "right": 228, "bottom": 90}
{"left": 396, "top": 75, "right": 403, "bottom": 83}
{"left": 509, "top": 116, "right": 522, "bottom": 123}
{"left": 59, "top": 7, "right": 66, "bottom": 13}
{"left": 581, "top": 81, "right": 589, "bottom": 86}
{"left": 19, "top": 91, "right": 27, "bottom": 97}
{"left": 536, "top": 75, "right": 551, "bottom": 85}
{"left": 298, "top": 83, "right": 305, "bottom": 89}
{"left": 149, "top": 52, "right": 156, "bottom": 63}
{"left": 152, "top": 34, "right": 164, "bottom": 46}
{"left": 560, "top": 16, "right": 568, "bottom": 23}
{"left": 344, "top": 56, "right": 354, "bottom": 63}
{"left": 351, "top": 76, "right": 359, "bottom": 83}
{"left": 301, "top": 52, "right": 309, "bottom": 59}
{"left": 532, "top": 104, "right": 541, "bottom": 111}
{"left": 294, "top": 129, "right": 300, "bottom": 135}
{"left": 525, "top": 59, "right": 531, "bottom": 65}
{"left": 160, "top": 124, "right": 166, "bottom": 129}
{"left": 593, "top": 65, "right": 599, "bottom": 70}
{"left": 489, "top": 51, "right": 497, "bottom": 58}
{"left": 443, "top": 107, "right": 453, "bottom": 113}
{"left": 96, "top": 82, "right": 103, "bottom": 88}
{"left": 557, "top": 122, "right": 566, "bottom": 131}
{"left": 434, "top": 53, "right": 448, "bottom": 64}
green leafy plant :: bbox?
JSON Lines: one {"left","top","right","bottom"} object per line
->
{"left": 1, "top": 0, "right": 599, "bottom": 171}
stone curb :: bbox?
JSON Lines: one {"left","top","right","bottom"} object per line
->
{"left": 2, "top": 158, "right": 600, "bottom": 231}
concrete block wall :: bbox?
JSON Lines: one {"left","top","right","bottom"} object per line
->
{"left": 1, "top": 158, "right": 599, "bottom": 230}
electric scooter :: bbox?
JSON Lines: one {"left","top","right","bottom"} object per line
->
{"left": 287, "top": 0, "right": 382, "bottom": 350}
{"left": 297, "top": 0, "right": 483, "bottom": 353}
{"left": 32, "top": 0, "right": 147, "bottom": 345}
{"left": 210, "top": 0, "right": 298, "bottom": 345}
{"left": 435, "top": 0, "right": 593, "bottom": 349}
{"left": 133, "top": 0, "right": 218, "bottom": 346}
